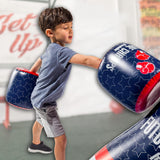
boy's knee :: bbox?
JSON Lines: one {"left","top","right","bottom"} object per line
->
{"left": 34, "top": 120, "right": 43, "bottom": 129}
{"left": 55, "top": 134, "right": 67, "bottom": 147}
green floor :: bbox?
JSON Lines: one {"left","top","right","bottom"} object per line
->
{"left": 0, "top": 110, "right": 145, "bottom": 160}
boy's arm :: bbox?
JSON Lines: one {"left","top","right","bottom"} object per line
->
{"left": 69, "top": 54, "right": 102, "bottom": 69}
{"left": 30, "top": 58, "right": 42, "bottom": 73}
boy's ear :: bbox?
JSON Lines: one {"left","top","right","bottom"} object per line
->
{"left": 45, "top": 29, "right": 54, "bottom": 38}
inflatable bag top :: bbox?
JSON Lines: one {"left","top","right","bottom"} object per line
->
{"left": 6, "top": 68, "right": 38, "bottom": 110}
{"left": 98, "top": 43, "right": 160, "bottom": 113}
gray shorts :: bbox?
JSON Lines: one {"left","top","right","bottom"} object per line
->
{"left": 34, "top": 106, "right": 65, "bottom": 138}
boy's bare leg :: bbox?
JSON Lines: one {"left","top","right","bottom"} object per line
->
{"left": 32, "top": 121, "right": 43, "bottom": 144}
{"left": 54, "top": 134, "right": 67, "bottom": 160}
{"left": 28, "top": 121, "right": 52, "bottom": 154}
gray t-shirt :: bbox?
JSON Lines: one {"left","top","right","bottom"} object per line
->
{"left": 31, "top": 43, "right": 76, "bottom": 108}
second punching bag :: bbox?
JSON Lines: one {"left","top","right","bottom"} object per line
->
{"left": 98, "top": 43, "right": 160, "bottom": 113}
{"left": 89, "top": 102, "right": 160, "bottom": 160}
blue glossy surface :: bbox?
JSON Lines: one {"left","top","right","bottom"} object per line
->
{"left": 6, "top": 68, "right": 38, "bottom": 109}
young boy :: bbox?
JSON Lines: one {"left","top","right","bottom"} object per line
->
{"left": 28, "top": 7, "right": 101, "bottom": 160}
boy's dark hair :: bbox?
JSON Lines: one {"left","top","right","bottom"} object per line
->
{"left": 39, "top": 7, "right": 73, "bottom": 34}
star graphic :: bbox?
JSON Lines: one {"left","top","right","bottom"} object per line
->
{"left": 132, "top": 143, "right": 147, "bottom": 158}
{"left": 117, "top": 75, "right": 130, "bottom": 91}
{"left": 104, "top": 74, "right": 116, "bottom": 89}
{"left": 121, "top": 149, "right": 130, "bottom": 160}
{"left": 149, "top": 140, "right": 160, "bottom": 152}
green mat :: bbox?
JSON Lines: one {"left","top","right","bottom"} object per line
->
{"left": 0, "top": 110, "right": 144, "bottom": 160}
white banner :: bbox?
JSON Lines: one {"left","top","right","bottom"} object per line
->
{"left": 0, "top": 10, "right": 46, "bottom": 64}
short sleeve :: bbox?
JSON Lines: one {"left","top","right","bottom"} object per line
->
{"left": 40, "top": 55, "right": 43, "bottom": 60}
{"left": 58, "top": 47, "right": 76, "bottom": 68}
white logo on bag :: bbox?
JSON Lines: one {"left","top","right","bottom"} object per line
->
{"left": 140, "top": 116, "right": 160, "bottom": 148}
{"left": 150, "top": 153, "right": 160, "bottom": 160}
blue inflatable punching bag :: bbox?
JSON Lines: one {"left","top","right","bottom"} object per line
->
{"left": 6, "top": 68, "right": 38, "bottom": 109}
{"left": 98, "top": 43, "right": 160, "bottom": 113}
{"left": 89, "top": 102, "right": 160, "bottom": 160}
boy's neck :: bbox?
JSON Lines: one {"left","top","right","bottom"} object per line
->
{"left": 50, "top": 38, "right": 65, "bottom": 47}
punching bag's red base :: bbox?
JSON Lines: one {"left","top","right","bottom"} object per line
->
{"left": 6, "top": 68, "right": 38, "bottom": 110}
{"left": 89, "top": 102, "right": 160, "bottom": 160}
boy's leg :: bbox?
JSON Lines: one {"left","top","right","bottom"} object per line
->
{"left": 54, "top": 134, "right": 67, "bottom": 160}
{"left": 32, "top": 121, "right": 43, "bottom": 144}
{"left": 28, "top": 108, "right": 52, "bottom": 154}
{"left": 29, "top": 106, "right": 66, "bottom": 157}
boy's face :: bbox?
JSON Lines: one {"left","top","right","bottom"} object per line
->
{"left": 50, "top": 21, "right": 73, "bottom": 46}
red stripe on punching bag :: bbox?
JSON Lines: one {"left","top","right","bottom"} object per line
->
{"left": 95, "top": 146, "right": 114, "bottom": 160}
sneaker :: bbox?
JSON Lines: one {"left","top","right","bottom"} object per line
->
{"left": 28, "top": 141, "right": 52, "bottom": 154}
